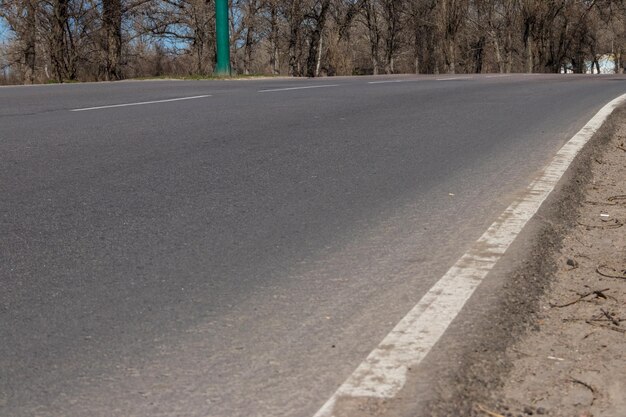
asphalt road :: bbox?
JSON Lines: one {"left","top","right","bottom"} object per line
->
{"left": 1, "top": 74, "right": 625, "bottom": 417}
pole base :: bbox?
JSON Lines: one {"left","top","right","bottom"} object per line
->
{"left": 214, "top": 68, "right": 231, "bottom": 77}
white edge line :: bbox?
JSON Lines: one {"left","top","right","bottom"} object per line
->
{"left": 313, "top": 93, "right": 626, "bottom": 417}
{"left": 258, "top": 84, "right": 340, "bottom": 93}
{"left": 70, "top": 95, "right": 211, "bottom": 112}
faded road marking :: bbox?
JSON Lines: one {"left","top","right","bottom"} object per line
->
{"left": 313, "top": 93, "right": 626, "bottom": 417}
{"left": 368, "top": 80, "right": 407, "bottom": 84}
{"left": 258, "top": 85, "right": 339, "bottom": 93}
{"left": 70, "top": 95, "right": 211, "bottom": 112}
{"left": 436, "top": 77, "right": 473, "bottom": 81}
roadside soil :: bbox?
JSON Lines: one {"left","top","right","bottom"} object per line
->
{"left": 480, "top": 108, "right": 626, "bottom": 417}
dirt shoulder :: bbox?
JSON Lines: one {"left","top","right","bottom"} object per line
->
{"left": 480, "top": 107, "right": 626, "bottom": 417}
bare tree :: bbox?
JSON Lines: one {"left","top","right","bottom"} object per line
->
{"left": 2, "top": 0, "right": 625, "bottom": 83}
{"left": 1, "top": 0, "right": 39, "bottom": 82}
{"left": 102, "top": 0, "right": 121, "bottom": 79}
{"left": 305, "top": 0, "right": 331, "bottom": 77}
{"left": 438, "top": 0, "right": 468, "bottom": 74}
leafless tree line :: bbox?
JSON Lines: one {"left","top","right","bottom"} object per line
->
{"left": 1, "top": 0, "right": 624, "bottom": 84}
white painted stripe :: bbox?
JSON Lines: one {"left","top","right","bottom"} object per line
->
{"left": 436, "top": 77, "right": 472, "bottom": 81}
{"left": 313, "top": 93, "right": 626, "bottom": 417}
{"left": 70, "top": 95, "right": 211, "bottom": 112}
{"left": 368, "top": 80, "right": 406, "bottom": 84}
{"left": 258, "top": 84, "right": 339, "bottom": 93}
{"left": 486, "top": 74, "right": 513, "bottom": 78}
{"left": 368, "top": 79, "right": 423, "bottom": 85}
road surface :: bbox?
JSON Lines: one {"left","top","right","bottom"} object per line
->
{"left": 1, "top": 74, "right": 625, "bottom": 416}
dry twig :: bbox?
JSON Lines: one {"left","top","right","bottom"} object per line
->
{"left": 584, "top": 200, "right": 616, "bottom": 206}
{"left": 476, "top": 404, "right": 505, "bottom": 417}
{"left": 585, "top": 321, "right": 626, "bottom": 333}
{"left": 577, "top": 219, "right": 623, "bottom": 229}
{"left": 600, "top": 309, "right": 621, "bottom": 327}
{"left": 608, "top": 194, "right": 626, "bottom": 204}
{"left": 584, "top": 310, "right": 626, "bottom": 333}
{"left": 570, "top": 378, "right": 596, "bottom": 406}
{"left": 587, "top": 195, "right": 626, "bottom": 206}
{"left": 596, "top": 265, "right": 626, "bottom": 280}
{"left": 549, "top": 288, "right": 610, "bottom": 308}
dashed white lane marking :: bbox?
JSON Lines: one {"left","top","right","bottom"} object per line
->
{"left": 70, "top": 95, "right": 211, "bottom": 112}
{"left": 368, "top": 80, "right": 407, "bottom": 84}
{"left": 368, "top": 79, "right": 424, "bottom": 84}
{"left": 436, "top": 77, "right": 473, "bottom": 81}
{"left": 258, "top": 84, "right": 339, "bottom": 93}
{"left": 313, "top": 93, "right": 626, "bottom": 417}
{"left": 486, "top": 74, "right": 513, "bottom": 78}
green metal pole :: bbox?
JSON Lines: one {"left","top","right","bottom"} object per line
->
{"left": 215, "top": 0, "right": 231, "bottom": 76}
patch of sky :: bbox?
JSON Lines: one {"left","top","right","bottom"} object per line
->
{"left": 0, "top": 18, "right": 8, "bottom": 42}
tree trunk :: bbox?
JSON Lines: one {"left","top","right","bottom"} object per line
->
{"left": 23, "top": 0, "right": 37, "bottom": 84}
{"left": 523, "top": 12, "right": 534, "bottom": 74}
{"left": 243, "top": 28, "right": 254, "bottom": 75}
{"left": 493, "top": 36, "right": 505, "bottom": 73}
{"left": 370, "top": 42, "right": 379, "bottom": 75}
{"left": 306, "top": 0, "right": 330, "bottom": 78}
{"left": 474, "top": 36, "right": 485, "bottom": 73}
{"left": 288, "top": 29, "right": 299, "bottom": 76}
{"left": 525, "top": 33, "right": 533, "bottom": 73}
{"left": 432, "top": 31, "right": 440, "bottom": 75}
{"left": 195, "top": 40, "right": 204, "bottom": 75}
{"left": 288, "top": 0, "right": 302, "bottom": 76}
{"left": 242, "top": 1, "right": 258, "bottom": 75}
{"left": 362, "top": 0, "right": 381, "bottom": 75}
{"left": 383, "top": 0, "right": 397, "bottom": 74}
{"left": 445, "top": 39, "right": 456, "bottom": 74}
{"left": 315, "top": 33, "right": 323, "bottom": 76}
{"left": 103, "top": 0, "right": 122, "bottom": 80}
{"left": 269, "top": 4, "right": 280, "bottom": 75}
{"left": 573, "top": 51, "right": 585, "bottom": 74}
{"left": 413, "top": 26, "right": 420, "bottom": 74}
{"left": 505, "top": 31, "right": 512, "bottom": 73}
{"left": 51, "top": 0, "right": 69, "bottom": 82}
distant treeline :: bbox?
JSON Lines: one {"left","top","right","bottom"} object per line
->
{"left": 1, "top": 0, "right": 624, "bottom": 84}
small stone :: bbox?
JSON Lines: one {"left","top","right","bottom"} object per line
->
{"left": 523, "top": 406, "right": 534, "bottom": 415}
{"left": 536, "top": 408, "right": 546, "bottom": 415}
{"left": 566, "top": 258, "right": 578, "bottom": 268}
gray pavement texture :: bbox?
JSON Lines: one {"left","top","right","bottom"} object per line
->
{"left": 1, "top": 74, "right": 625, "bottom": 417}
